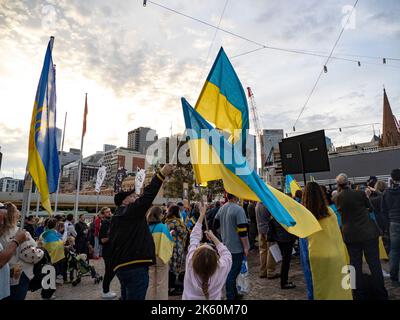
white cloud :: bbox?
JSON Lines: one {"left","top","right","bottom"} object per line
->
{"left": 0, "top": 0, "right": 399, "bottom": 179}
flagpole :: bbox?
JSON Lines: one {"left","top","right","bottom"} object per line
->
{"left": 21, "top": 172, "right": 32, "bottom": 229}
{"left": 36, "top": 190, "right": 40, "bottom": 216}
{"left": 95, "top": 192, "right": 99, "bottom": 213}
{"left": 54, "top": 111, "right": 67, "bottom": 213}
{"left": 74, "top": 93, "right": 87, "bottom": 221}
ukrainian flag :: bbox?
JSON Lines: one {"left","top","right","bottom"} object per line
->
{"left": 285, "top": 175, "right": 302, "bottom": 197}
{"left": 195, "top": 47, "right": 249, "bottom": 150}
{"left": 182, "top": 98, "right": 321, "bottom": 238}
{"left": 28, "top": 37, "right": 60, "bottom": 214}
{"left": 41, "top": 229, "right": 65, "bottom": 264}
{"left": 299, "top": 208, "right": 352, "bottom": 300}
{"left": 149, "top": 223, "right": 174, "bottom": 265}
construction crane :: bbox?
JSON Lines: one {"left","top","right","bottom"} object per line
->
{"left": 247, "top": 87, "right": 265, "bottom": 177}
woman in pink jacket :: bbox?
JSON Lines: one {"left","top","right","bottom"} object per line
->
{"left": 182, "top": 204, "right": 232, "bottom": 300}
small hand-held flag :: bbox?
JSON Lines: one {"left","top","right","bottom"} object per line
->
{"left": 28, "top": 36, "right": 60, "bottom": 214}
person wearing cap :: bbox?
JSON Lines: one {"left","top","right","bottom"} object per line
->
{"left": 0, "top": 203, "right": 28, "bottom": 300}
{"left": 335, "top": 173, "right": 387, "bottom": 300}
{"left": 108, "top": 164, "right": 174, "bottom": 300}
{"left": 382, "top": 169, "right": 400, "bottom": 286}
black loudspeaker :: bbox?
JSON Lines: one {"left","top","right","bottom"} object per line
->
{"left": 279, "top": 130, "right": 330, "bottom": 175}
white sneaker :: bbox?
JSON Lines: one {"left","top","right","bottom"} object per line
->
{"left": 102, "top": 291, "right": 117, "bottom": 300}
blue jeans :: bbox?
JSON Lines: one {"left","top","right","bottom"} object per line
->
{"left": 226, "top": 252, "right": 244, "bottom": 300}
{"left": 116, "top": 266, "right": 149, "bottom": 300}
{"left": 390, "top": 222, "right": 400, "bottom": 281}
{"left": 9, "top": 272, "right": 30, "bottom": 300}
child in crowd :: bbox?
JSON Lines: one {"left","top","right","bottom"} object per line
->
{"left": 182, "top": 204, "right": 232, "bottom": 300}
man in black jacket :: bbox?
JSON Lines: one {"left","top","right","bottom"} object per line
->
{"left": 382, "top": 169, "right": 400, "bottom": 286}
{"left": 99, "top": 207, "right": 116, "bottom": 299}
{"left": 335, "top": 173, "right": 387, "bottom": 299}
{"left": 75, "top": 214, "right": 89, "bottom": 255}
{"left": 108, "top": 164, "right": 174, "bottom": 300}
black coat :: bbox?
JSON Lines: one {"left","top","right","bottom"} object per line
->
{"left": 335, "top": 188, "right": 380, "bottom": 243}
{"left": 99, "top": 218, "right": 112, "bottom": 258}
{"left": 267, "top": 218, "right": 296, "bottom": 243}
{"left": 109, "top": 174, "right": 164, "bottom": 272}
{"left": 382, "top": 186, "right": 400, "bottom": 224}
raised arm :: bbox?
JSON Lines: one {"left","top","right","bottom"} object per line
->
{"left": 127, "top": 164, "right": 174, "bottom": 218}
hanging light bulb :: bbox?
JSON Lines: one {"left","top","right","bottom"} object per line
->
{"left": 383, "top": 58, "right": 387, "bottom": 64}
{"left": 324, "top": 65, "right": 328, "bottom": 73}
{"left": 143, "top": 0, "right": 147, "bottom": 6}
{"left": 358, "top": 61, "right": 361, "bottom": 67}
{"left": 293, "top": 126, "right": 296, "bottom": 132}
{"left": 339, "top": 128, "right": 342, "bottom": 132}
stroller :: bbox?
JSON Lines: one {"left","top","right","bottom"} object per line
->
{"left": 66, "top": 248, "right": 103, "bottom": 286}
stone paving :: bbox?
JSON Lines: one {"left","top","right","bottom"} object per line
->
{"left": 26, "top": 248, "right": 400, "bottom": 300}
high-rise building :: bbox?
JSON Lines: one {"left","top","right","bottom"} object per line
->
{"left": 127, "top": 127, "right": 158, "bottom": 154}
{"left": 103, "top": 144, "right": 117, "bottom": 152}
{"left": 0, "top": 177, "right": 23, "bottom": 192}
{"left": 59, "top": 148, "right": 81, "bottom": 167}
{"left": 381, "top": 89, "right": 400, "bottom": 147}
{"left": 262, "top": 129, "right": 284, "bottom": 166}
{"left": 103, "top": 147, "right": 146, "bottom": 186}
{"left": 61, "top": 152, "right": 104, "bottom": 191}
{"left": 246, "top": 134, "right": 257, "bottom": 172}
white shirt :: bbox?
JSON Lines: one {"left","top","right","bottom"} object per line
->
{"left": 0, "top": 242, "right": 10, "bottom": 299}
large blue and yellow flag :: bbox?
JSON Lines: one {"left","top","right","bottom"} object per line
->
{"left": 195, "top": 47, "right": 249, "bottom": 151}
{"left": 182, "top": 98, "right": 321, "bottom": 238}
{"left": 28, "top": 37, "right": 60, "bottom": 214}
{"left": 299, "top": 208, "right": 352, "bottom": 300}
{"left": 285, "top": 175, "right": 302, "bottom": 197}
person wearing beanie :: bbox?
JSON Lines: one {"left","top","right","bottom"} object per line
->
{"left": 382, "top": 169, "right": 400, "bottom": 286}
{"left": 108, "top": 164, "right": 174, "bottom": 300}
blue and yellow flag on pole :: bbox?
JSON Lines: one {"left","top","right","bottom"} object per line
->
{"left": 285, "top": 175, "right": 302, "bottom": 197}
{"left": 28, "top": 37, "right": 60, "bottom": 214}
{"left": 182, "top": 98, "right": 321, "bottom": 238}
{"left": 195, "top": 47, "right": 249, "bottom": 150}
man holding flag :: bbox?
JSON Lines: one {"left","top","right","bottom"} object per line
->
{"left": 26, "top": 36, "right": 60, "bottom": 215}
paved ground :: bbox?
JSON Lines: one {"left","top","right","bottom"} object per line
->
{"left": 26, "top": 248, "right": 400, "bottom": 300}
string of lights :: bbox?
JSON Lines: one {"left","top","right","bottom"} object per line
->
{"left": 146, "top": 0, "right": 399, "bottom": 65}
{"left": 292, "top": 0, "right": 359, "bottom": 131}
{"left": 285, "top": 122, "right": 381, "bottom": 137}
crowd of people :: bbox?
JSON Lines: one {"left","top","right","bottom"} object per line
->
{"left": 0, "top": 165, "right": 399, "bottom": 300}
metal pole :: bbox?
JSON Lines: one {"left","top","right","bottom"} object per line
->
{"left": 298, "top": 142, "right": 307, "bottom": 187}
{"left": 36, "top": 190, "right": 40, "bottom": 216}
{"left": 21, "top": 172, "right": 33, "bottom": 229}
{"left": 55, "top": 112, "right": 67, "bottom": 213}
{"left": 74, "top": 134, "right": 84, "bottom": 221}
{"left": 95, "top": 192, "right": 99, "bottom": 213}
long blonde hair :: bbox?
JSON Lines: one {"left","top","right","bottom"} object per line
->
{"left": 0, "top": 202, "right": 19, "bottom": 237}
{"left": 192, "top": 245, "right": 218, "bottom": 299}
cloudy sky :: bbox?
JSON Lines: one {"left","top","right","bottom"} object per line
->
{"left": 0, "top": 0, "right": 399, "bottom": 179}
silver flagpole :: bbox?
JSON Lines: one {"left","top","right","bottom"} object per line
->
{"left": 74, "top": 93, "right": 87, "bottom": 221}
{"left": 74, "top": 127, "right": 84, "bottom": 221}
{"left": 95, "top": 192, "right": 99, "bottom": 214}
{"left": 54, "top": 112, "right": 67, "bottom": 213}
{"left": 36, "top": 189, "right": 40, "bottom": 216}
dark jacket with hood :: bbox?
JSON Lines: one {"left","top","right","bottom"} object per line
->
{"left": 109, "top": 173, "right": 164, "bottom": 272}
{"left": 382, "top": 185, "right": 400, "bottom": 224}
